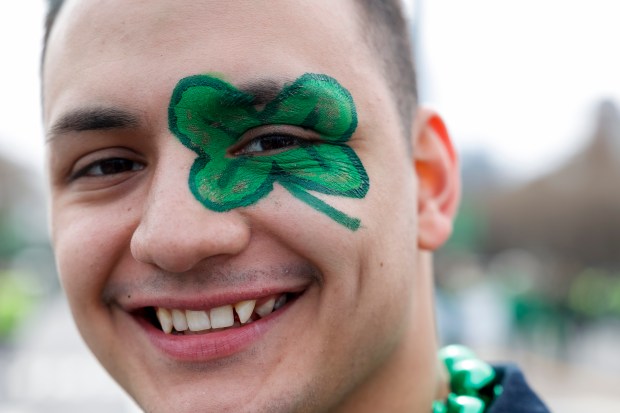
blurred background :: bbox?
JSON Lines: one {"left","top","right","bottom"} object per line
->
{"left": 0, "top": 0, "right": 619, "bottom": 412}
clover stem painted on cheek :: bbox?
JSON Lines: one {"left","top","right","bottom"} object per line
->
{"left": 168, "top": 72, "right": 369, "bottom": 230}
{"left": 281, "top": 181, "right": 361, "bottom": 231}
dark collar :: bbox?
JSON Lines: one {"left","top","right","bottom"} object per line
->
{"left": 487, "top": 364, "right": 551, "bottom": 413}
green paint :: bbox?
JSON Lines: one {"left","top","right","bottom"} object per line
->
{"left": 168, "top": 73, "right": 369, "bottom": 230}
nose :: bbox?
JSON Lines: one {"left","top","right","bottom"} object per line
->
{"left": 130, "top": 144, "right": 251, "bottom": 273}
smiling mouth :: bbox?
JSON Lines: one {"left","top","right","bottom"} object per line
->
{"left": 138, "top": 293, "right": 300, "bottom": 335}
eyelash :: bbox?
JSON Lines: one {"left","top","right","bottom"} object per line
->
{"left": 70, "top": 157, "right": 145, "bottom": 180}
{"left": 234, "top": 132, "right": 314, "bottom": 156}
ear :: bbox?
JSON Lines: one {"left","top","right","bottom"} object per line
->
{"left": 412, "top": 108, "right": 460, "bottom": 251}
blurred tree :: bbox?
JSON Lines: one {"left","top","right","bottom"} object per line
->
{"left": 0, "top": 156, "right": 33, "bottom": 262}
{"left": 0, "top": 154, "right": 49, "bottom": 339}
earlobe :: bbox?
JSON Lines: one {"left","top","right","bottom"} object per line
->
{"left": 413, "top": 108, "right": 460, "bottom": 251}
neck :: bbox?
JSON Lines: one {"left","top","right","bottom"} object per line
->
{"left": 434, "top": 355, "right": 451, "bottom": 400}
{"left": 334, "top": 251, "right": 445, "bottom": 413}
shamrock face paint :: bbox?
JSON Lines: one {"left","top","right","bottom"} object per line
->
{"left": 168, "top": 73, "right": 369, "bottom": 230}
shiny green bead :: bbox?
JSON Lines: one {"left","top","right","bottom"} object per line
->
{"left": 451, "top": 359, "right": 495, "bottom": 394}
{"left": 432, "top": 400, "right": 448, "bottom": 413}
{"left": 446, "top": 394, "right": 485, "bottom": 413}
{"left": 438, "top": 345, "right": 477, "bottom": 374}
{"left": 494, "top": 384, "right": 504, "bottom": 398}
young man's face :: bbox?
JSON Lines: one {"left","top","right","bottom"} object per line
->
{"left": 43, "top": 1, "right": 443, "bottom": 412}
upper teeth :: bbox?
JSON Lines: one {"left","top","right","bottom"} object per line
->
{"left": 155, "top": 295, "right": 285, "bottom": 334}
{"left": 186, "top": 309, "right": 211, "bottom": 331}
{"left": 234, "top": 300, "right": 256, "bottom": 324}
{"left": 255, "top": 297, "right": 276, "bottom": 317}
{"left": 210, "top": 304, "right": 235, "bottom": 329}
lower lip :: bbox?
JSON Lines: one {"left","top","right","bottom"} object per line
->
{"left": 136, "top": 305, "right": 289, "bottom": 362}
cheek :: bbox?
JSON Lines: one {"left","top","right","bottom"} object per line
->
{"left": 363, "top": 137, "right": 419, "bottom": 241}
{"left": 51, "top": 205, "right": 142, "bottom": 391}
{"left": 247, "top": 184, "right": 364, "bottom": 272}
{"left": 248, "top": 171, "right": 417, "bottom": 313}
{"left": 52, "top": 204, "right": 135, "bottom": 309}
{"left": 350, "top": 145, "right": 421, "bottom": 313}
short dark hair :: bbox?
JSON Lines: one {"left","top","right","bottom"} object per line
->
{"left": 354, "top": 0, "right": 417, "bottom": 135}
{"left": 43, "top": 0, "right": 417, "bottom": 133}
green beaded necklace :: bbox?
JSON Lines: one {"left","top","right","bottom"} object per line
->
{"left": 432, "top": 345, "right": 503, "bottom": 413}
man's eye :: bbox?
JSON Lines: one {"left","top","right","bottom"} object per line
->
{"left": 73, "top": 158, "right": 145, "bottom": 179}
{"left": 236, "top": 134, "right": 304, "bottom": 155}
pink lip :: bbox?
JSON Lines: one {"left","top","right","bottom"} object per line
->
{"left": 133, "top": 298, "right": 292, "bottom": 362}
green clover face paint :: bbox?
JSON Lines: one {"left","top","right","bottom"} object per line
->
{"left": 168, "top": 73, "right": 369, "bottom": 231}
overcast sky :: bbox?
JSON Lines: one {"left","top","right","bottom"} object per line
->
{"left": 0, "top": 2, "right": 45, "bottom": 173}
{"left": 418, "top": 0, "right": 620, "bottom": 180}
{"left": 1, "top": 1, "right": 619, "bottom": 182}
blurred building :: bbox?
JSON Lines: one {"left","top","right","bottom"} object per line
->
{"left": 483, "top": 101, "right": 620, "bottom": 297}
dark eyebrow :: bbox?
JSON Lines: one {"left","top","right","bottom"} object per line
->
{"left": 237, "top": 78, "right": 288, "bottom": 106}
{"left": 48, "top": 107, "right": 140, "bottom": 140}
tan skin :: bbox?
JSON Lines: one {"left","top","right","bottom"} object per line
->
{"left": 43, "top": 1, "right": 459, "bottom": 412}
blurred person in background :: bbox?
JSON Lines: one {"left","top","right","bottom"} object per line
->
{"left": 40, "top": 0, "right": 550, "bottom": 412}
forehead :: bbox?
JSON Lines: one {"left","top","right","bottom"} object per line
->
{"left": 43, "top": 0, "right": 382, "bottom": 124}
